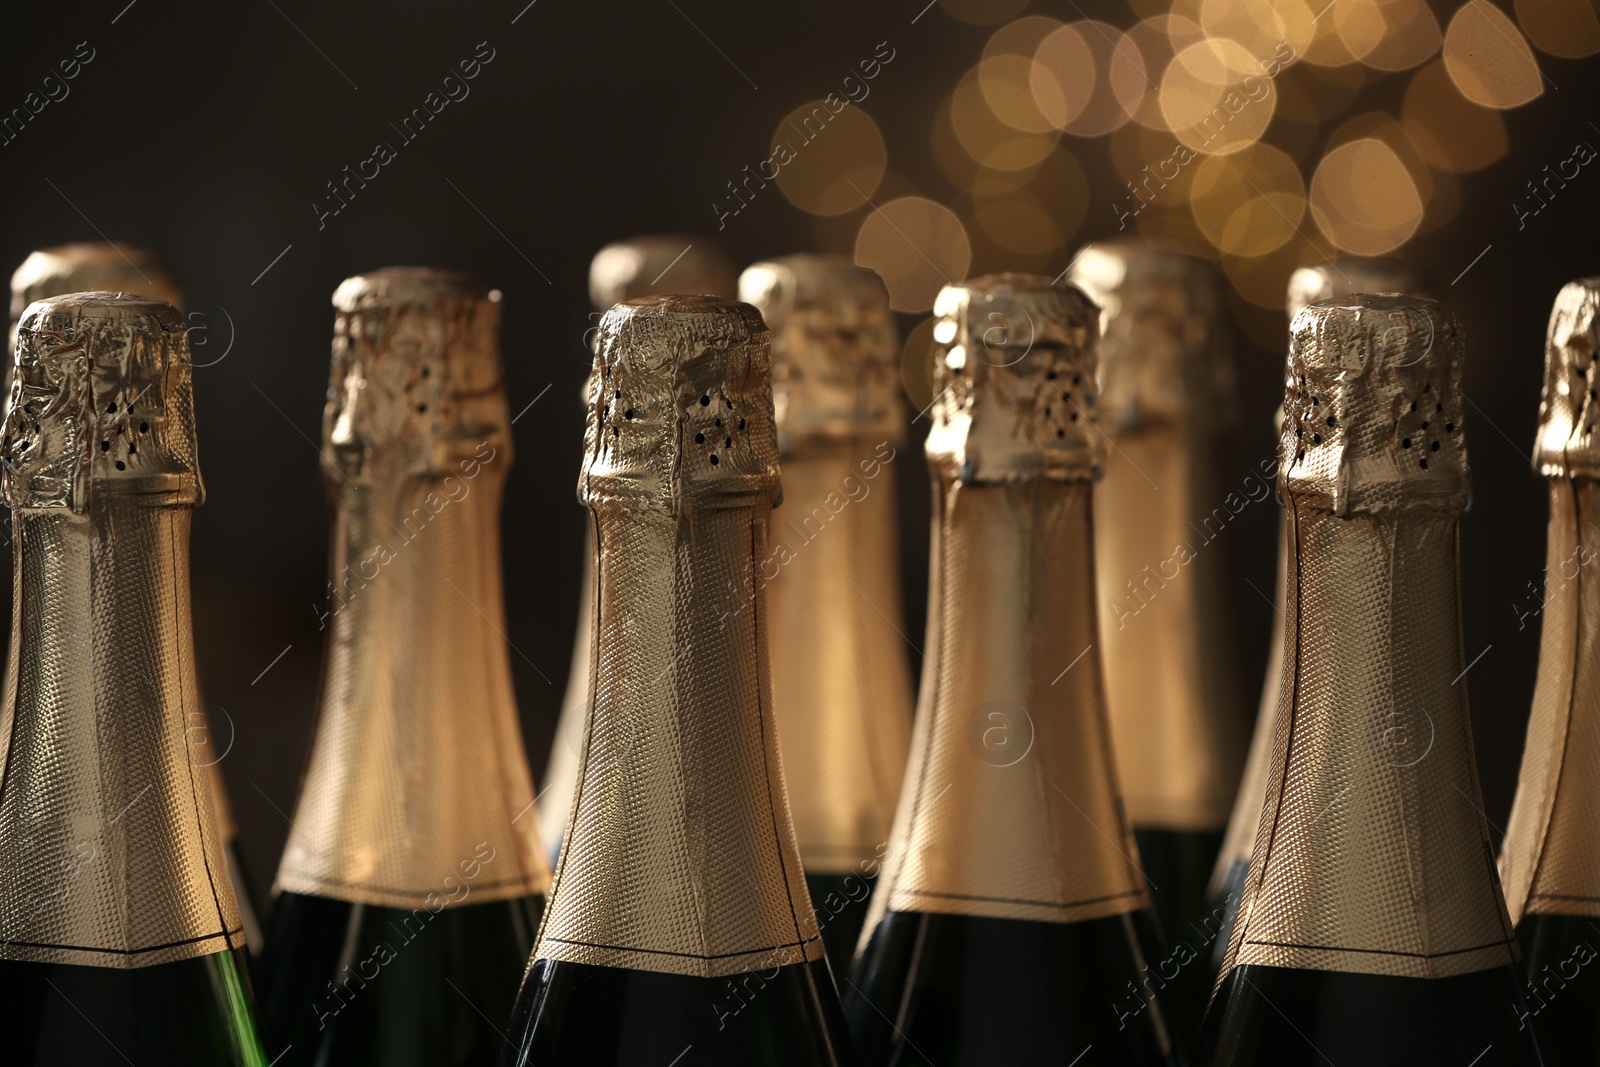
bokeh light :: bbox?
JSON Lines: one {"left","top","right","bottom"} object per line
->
{"left": 1309, "top": 138, "right": 1425, "bottom": 254}
{"left": 940, "top": 0, "right": 1031, "bottom": 27}
{"left": 1190, "top": 144, "right": 1307, "bottom": 255}
{"left": 952, "top": 67, "right": 1060, "bottom": 170}
{"left": 1515, "top": 0, "right": 1600, "bottom": 58}
{"left": 1033, "top": 21, "right": 1146, "bottom": 137}
{"left": 771, "top": 101, "right": 887, "bottom": 216}
{"left": 1444, "top": 0, "right": 1544, "bottom": 108}
{"left": 1159, "top": 38, "right": 1278, "bottom": 153}
{"left": 900, "top": 318, "right": 938, "bottom": 412}
{"left": 1403, "top": 60, "right": 1510, "bottom": 171}
{"left": 855, "top": 197, "right": 973, "bottom": 312}
{"left": 1125, "top": 14, "right": 1207, "bottom": 129}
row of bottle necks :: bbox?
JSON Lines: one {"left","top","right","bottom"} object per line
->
{"left": 2, "top": 240, "right": 1591, "bottom": 1066}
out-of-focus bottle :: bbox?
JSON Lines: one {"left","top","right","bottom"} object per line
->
{"left": 538, "top": 235, "right": 738, "bottom": 866}
{"left": 501, "top": 295, "right": 852, "bottom": 1065}
{"left": 0, "top": 292, "right": 266, "bottom": 1064}
{"left": 1199, "top": 295, "right": 1542, "bottom": 1066}
{"left": 256, "top": 268, "right": 551, "bottom": 1067}
{"left": 1206, "top": 257, "right": 1428, "bottom": 983}
{"left": 1067, "top": 240, "right": 1245, "bottom": 991}
{"left": 845, "top": 274, "right": 1183, "bottom": 1066}
{"left": 1500, "top": 277, "right": 1600, "bottom": 1059}
{"left": 6, "top": 243, "right": 262, "bottom": 953}
{"left": 737, "top": 253, "right": 913, "bottom": 971}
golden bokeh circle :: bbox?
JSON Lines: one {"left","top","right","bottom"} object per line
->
{"left": 1190, "top": 143, "right": 1307, "bottom": 256}
{"left": 1309, "top": 138, "right": 1424, "bottom": 254}
{"left": 1159, "top": 38, "right": 1278, "bottom": 153}
{"left": 1443, "top": 0, "right": 1544, "bottom": 108}
{"left": 1033, "top": 21, "right": 1146, "bottom": 137}
{"left": 855, "top": 197, "right": 974, "bottom": 313}
{"left": 770, "top": 101, "right": 888, "bottom": 216}
{"left": 1401, "top": 59, "right": 1510, "bottom": 172}
{"left": 1515, "top": 0, "right": 1600, "bottom": 58}
{"left": 952, "top": 66, "right": 1060, "bottom": 170}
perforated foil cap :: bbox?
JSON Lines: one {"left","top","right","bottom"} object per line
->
{"left": 1533, "top": 278, "right": 1600, "bottom": 479}
{"left": 1287, "top": 257, "right": 1428, "bottom": 321}
{"left": 588, "top": 235, "right": 739, "bottom": 309}
{"left": 1066, "top": 238, "right": 1232, "bottom": 435}
{"left": 9, "top": 243, "right": 183, "bottom": 325}
{"left": 327, "top": 267, "right": 509, "bottom": 480}
{"left": 925, "top": 273, "right": 1101, "bottom": 484}
{"left": 1281, "top": 294, "right": 1468, "bottom": 517}
{"left": 3, "top": 292, "right": 201, "bottom": 513}
{"left": 738, "top": 254, "right": 901, "bottom": 451}
{"left": 581, "top": 295, "right": 777, "bottom": 513}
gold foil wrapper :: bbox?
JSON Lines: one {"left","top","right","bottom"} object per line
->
{"left": 536, "top": 296, "right": 824, "bottom": 979}
{"left": 275, "top": 268, "right": 550, "bottom": 909}
{"left": 1225, "top": 297, "right": 1517, "bottom": 981}
{"left": 541, "top": 238, "right": 740, "bottom": 862}
{"left": 10, "top": 243, "right": 182, "bottom": 336}
{"left": 864, "top": 274, "right": 1148, "bottom": 934}
{"left": 740, "top": 255, "right": 912, "bottom": 875}
{"left": 1502, "top": 279, "right": 1600, "bottom": 922}
{"left": 0, "top": 295, "right": 242, "bottom": 968}
{"left": 1069, "top": 241, "right": 1243, "bottom": 831}
{"left": 1532, "top": 278, "right": 1600, "bottom": 480}
{"left": 1213, "top": 259, "right": 1429, "bottom": 893}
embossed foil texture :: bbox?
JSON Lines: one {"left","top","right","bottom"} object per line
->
{"left": 739, "top": 255, "right": 912, "bottom": 875}
{"left": 539, "top": 238, "right": 740, "bottom": 863}
{"left": 275, "top": 268, "right": 549, "bottom": 909}
{"left": 0, "top": 293, "right": 242, "bottom": 968}
{"left": 1213, "top": 257, "right": 1430, "bottom": 894}
{"left": 865, "top": 275, "right": 1148, "bottom": 933}
{"left": 1068, "top": 240, "right": 1245, "bottom": 833}
{"left": 537, "top": 296, "right": 824, "bottom": 979}
{"left": 1502, "top": 278, "right": 1600, "bottom": 923}
{"left": 1224, "top": 295, "right": 1518, "bottom": 980}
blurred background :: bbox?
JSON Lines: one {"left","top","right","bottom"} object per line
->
{"left": 2, "top": 0, "right": 1597, "bottom": 906}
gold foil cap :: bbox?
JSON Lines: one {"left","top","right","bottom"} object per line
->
{"left": 1282, "top": 294, "right": 1469, "bottom": 516}
{"left": 4, "top": 292, "right": 202, "bottom": 513}
{"left": 1286, "top": 257, "right": 1429, "bottom": 321}
{"left": 9, "top": 243, "right": 182, "bottom": 325}
{"left": 738, "top": 255, "right": 903, "bottom": 450}
{"left": 925, "top": 274, "right": 1101, "bottom": 483}
{"left": 588, "top": 235, "right": 739, "bottom": 308}
{"left": 328, "top": 267, "right": 509, "bottom": 480}
{"left": 581, "top": 295, "right": 778, "bottom": 513}
{"left": 1067, "top": 238, "right": 1232, "bottom": 435}
{"left": 1533, "top": 278, "right": 1600, "bottom": 479}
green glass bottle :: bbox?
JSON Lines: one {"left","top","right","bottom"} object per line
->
{"left": 739, "top": 255, "right": 913, "bottom": 971}
{"left": 256, "top": 269, "right": 551, "bottom": 1066}
{"left": 845, "top": 274, "right": 1184, "bottom": 1066}
{"left": 1200, "top": 295, "right": 1543, "bottom": 1066}
{"left": 501, "top": 295, "right": 852, "bottom": 1066}
{"left": 0, "top": 292, "right": 267, "bottom": 1065}
{"left": 1499, "top": 277, "right": 1600, "bottom": 1059}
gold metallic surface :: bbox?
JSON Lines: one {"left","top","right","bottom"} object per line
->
{"left": 1502, "top": 280, "right": 1600, "bottom": 923}
{"left": 1069, "top": 240, "right": 1244, "bottom": 832}
{"left": 535, "top": 296, "right": 824, "bottom": 979}
{"left": 9, "top": 243, "right": 182, "bottom": 338}
{"left": 540, "top": 238, "right": 740, "bottom": 863}
{"left": 0, "top": 294, "right": 242, "bottom": 968}
{"left": 1212, "top": 259, "right": 1429, "bottom": 895}
{"left": 275, "top": 268, "right": 550, "bottom": 909}
{"left": 1532, "top": 278, "right": 1600, "bottom": 480}
{"left": 862, "top": 275, "right": 1148, "bottom": 935}
{"left": 1224, "top": 297, "right": 1517, "bottom": 981}
{"left": 740, "top": 255, "right": 912, "bottom": 875}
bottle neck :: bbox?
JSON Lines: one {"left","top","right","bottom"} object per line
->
{"left": 276, "top": 447, "right": 550, "bottom": 908}
{"left": 1503, "top": 478, "right": 1600, "bottom": 923}
{"left": 870, "top": 476, "right": 1147, "bottom": 932}
{"left": 0, "top": 505, "right": 243, "bottom": 969}
{"left": 767, "top": 439, "right": 912, "bottom": 873}
{"left": 1228, "top": 500, "right": 1516, "bottom": 980}
{"left": 1096, "top": 430, "right": 1246, "bottom": 831}
{"left": 537, "top": 498, "right": 823, "bottom": 979}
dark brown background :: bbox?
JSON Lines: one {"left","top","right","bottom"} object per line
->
{"left": 1, "top": 0, "right": 1596, "bottom": 906}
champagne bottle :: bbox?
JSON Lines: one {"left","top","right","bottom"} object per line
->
{"left": 539, "top": 236, "right": 738, "bottom": 866}
{"left": 501, "top": 295, "right": 852, "bottom": 1066}
{"left": 6, "top": 242, "right": 265, "bottom": 955}
{"left": 1066, "top": 241, "right": 1246, "bottom": 977}
{"left": 1206, "top": 257, "right": 1427, "bottom": 982}
{"left": 0, "top": 292, "right": 267, "bottom": 1065}
{"left": 1499, "top": 277, "right": 1600, "bottom": 1058}
{"left": 845, "top": 274, "right": 1183, "bottom": 1066}
{"left": 1200, "top": 295, "right": 1543, "bottom": 1065}
{"left": 737, "top": 255, "right": 913, "bottom": 971}
{"left": 257, "top": 268, "right": 551, "bottom": 1067}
